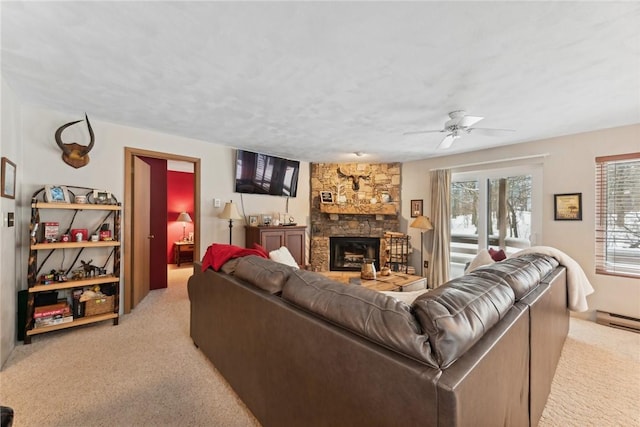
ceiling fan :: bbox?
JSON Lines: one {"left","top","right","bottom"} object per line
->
{"left": 404, "top": 110, "right": 515, "bottom": 150}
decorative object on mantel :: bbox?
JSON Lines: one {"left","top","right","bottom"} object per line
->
{"left": 219, "top": 200, "right": 242, "bottom": 244}
{"left": 176, "top": 211, "right": 193, "bottom": 241}
{"left": 55, "top": 113, "right": 95, "bottom": 169}
{"left": 320, "top": 191, "right": 334, "bottom": 204}
{"left": 337, "top": 166, "right": 371, "bottom": 191}
{"left": 335, "top": 183, "right": 347, "bottom": 204}
{"left": 410, "top": 215, "right": 434, "bottom": 277}
{"left": 410, "top": 199, "right": 423, "bottom": 218}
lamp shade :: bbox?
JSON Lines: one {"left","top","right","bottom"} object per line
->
{"left": 410, "top": 215, "right": 433, "bottom": 231}
{"left": 219, "top": 201, "right": 242, "bottom": 220}
{"left": 176, "top": 212, "right": 193, "bottom": 223}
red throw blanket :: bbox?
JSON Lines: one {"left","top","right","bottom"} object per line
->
{"left": 201, "top": 243, "right": 268, "bottom": 271}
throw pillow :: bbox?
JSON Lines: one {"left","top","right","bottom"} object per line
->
{"left": 488, "top": 247, "right": 507, "bottom": 261}
{"left": 465, "top": 249, "right": 495, "bottom": 273}
{"left": 269, "top": 246, "right": 299, "bottom": 269}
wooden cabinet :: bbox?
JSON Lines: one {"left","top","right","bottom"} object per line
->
{"left": 245, "top": 225, "right": 306, "bottom": 266}
{"left": 25, "top": 186, "right": 121, "bottom": 344}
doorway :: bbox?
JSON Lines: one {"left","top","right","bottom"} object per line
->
{"left": 123, "top": 147, "right": 201, "bottom": 314}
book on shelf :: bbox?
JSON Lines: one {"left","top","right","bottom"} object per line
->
{"left": 34, "top": 301, "right": 71, "bottom": 319}
{"left": 34, "top": 314, "right": 73, "bottom": 328}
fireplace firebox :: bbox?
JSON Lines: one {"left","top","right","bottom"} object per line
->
{"left": 329, "top": 237, "right": 380, "bottom": 271}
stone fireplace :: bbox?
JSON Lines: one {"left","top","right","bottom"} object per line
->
{"left": 329, "top": 237, "right": 381, "bottom": 271}
{"left": 310, "top": 162, "right": 402, "bottom": 271}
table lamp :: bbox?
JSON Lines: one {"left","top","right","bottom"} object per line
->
{"left": 410, "top": 215, "right": 433, "bottom": 277}
{"left": 219, "top": 200, "right": 243, "bottom": 244}
{"left": 176, "top": 211, "right": 193, "bottom": 241}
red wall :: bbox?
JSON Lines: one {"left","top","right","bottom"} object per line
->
{"left": 167, "top": 171, "right": 195, "bottom": 263}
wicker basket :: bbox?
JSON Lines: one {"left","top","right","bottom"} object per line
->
{"left": 84, "top": 295, "right": 115, "bottom": 316}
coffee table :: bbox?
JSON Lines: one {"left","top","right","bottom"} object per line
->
{"left": 318, "top": 271, "right": 427, "bottom": 292}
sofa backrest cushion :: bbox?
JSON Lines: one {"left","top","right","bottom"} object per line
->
{"left": 234, "top": 255, "right": 297, "bottom": 294}
{"left": 282, "top": 270, "right": 438, "bottom": 367}
{"left": 220, "top": 258, "right": 241, "bottom": 275}
{"left": 412, "top": 276, "right": 515, "bottom": 368}
{"left": 470, "top": 254, "right": 559, "bottom": 301}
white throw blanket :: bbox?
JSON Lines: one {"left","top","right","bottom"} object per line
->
{"left": 512, "top": 246, "right": 595, "bottom": 312}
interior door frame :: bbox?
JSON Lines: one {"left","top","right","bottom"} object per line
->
{"left": 123, "top": 147, "right": 201, "bottom": 314}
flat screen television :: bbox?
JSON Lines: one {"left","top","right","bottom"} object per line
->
{"left": 234, "top": 149, "right": 300, "bottom": 197}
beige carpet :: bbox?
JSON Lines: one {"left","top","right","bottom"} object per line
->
{"left": 1, "top": 265, "right": 638, "bottom": 426}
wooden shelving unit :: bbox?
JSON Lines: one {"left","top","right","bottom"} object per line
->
{"left": 25, "top": 186, "right": 121, "bottom": 344}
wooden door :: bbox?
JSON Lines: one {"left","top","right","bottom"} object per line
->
{"left": 132, "top": 156, "right": 151, "bottom": 308}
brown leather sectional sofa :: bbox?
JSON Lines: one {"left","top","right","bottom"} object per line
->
{"left": 188, "top": 253, "right": 569, "bottom": 427}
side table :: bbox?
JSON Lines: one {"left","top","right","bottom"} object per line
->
{"left": 174, "top": 241, "right": 194, "bottom": 266}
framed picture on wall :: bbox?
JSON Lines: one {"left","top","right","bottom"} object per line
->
{"left": 1, "top": 157, "right": 16, "bottom": 199}
{"left": 554, "top": 193, "right": 582, "bottom": 220}
{"left": 411, "top": 199, "right": 423, "bottom": 218}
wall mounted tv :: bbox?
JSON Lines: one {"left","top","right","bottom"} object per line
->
{"left": 234, "top": 150, "right": 300, "bottom": 197}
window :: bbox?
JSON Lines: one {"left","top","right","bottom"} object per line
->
{"left": 595, "top": 153, "right": 640, "bottom": 277}
{"left": 450, "top": 165, "right": 541, "bottom": 278}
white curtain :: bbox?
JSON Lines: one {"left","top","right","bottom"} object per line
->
{"left": 428, "top": 169, "right": 451, "bottom": 288}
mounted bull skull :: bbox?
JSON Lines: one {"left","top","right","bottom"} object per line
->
{"left": 337, "top": 167, "right": 371, "bottom": 191}
{"left": 55, "top": 113, "right": 94, "bottom": 168}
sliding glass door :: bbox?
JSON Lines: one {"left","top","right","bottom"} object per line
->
{"left": 450, "top": 166, "right": 541, "bottom": 277}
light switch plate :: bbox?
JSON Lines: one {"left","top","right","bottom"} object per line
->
{"left": 214, "top": 198, "right": 221, "bottom": 208}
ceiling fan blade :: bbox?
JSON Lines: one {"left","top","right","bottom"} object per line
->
{"left": 403, "top": 129, "right": 444, "bottom": 135}
{"left": 459, "top": 115, "right": 484, "bottom": 127}
{"left": 437, "top": 134, "right": 457, "bottom": 150}
{"left": 468, "top": 127, "right": 516, "bottom": 136}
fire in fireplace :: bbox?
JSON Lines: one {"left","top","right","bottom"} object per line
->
{"left": 330, "top": 237, "right": 380, "bottom": 271}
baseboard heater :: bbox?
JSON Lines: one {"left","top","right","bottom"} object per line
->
{"left": 596, "top": 310, "right": 640, "bottom": 334}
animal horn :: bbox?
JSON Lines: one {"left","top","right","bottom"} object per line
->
{"left": 55, "top": 119, "right": 83, "bottom": 154}
{"left": 79, "top": 113, "right": 95, "bottom": 155}
{"left": 54, "top": 113, "right": 95, "bottom": 168}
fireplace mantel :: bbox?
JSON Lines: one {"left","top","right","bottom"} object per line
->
{"left": 320, "top": 203, "right": 397, "bottom": 215}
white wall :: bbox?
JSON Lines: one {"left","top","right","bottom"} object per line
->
{"left": 0, "top": 102, "right": 310, "bottom": 368}
{"left": 0, "top": 78, "right": 22, "bottom": 367}
{"left": 402, "top": 124, "right": 640, "bottom": 320}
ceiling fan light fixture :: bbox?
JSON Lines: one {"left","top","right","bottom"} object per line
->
{"left": 354, "top": 151, "right": 365, "bottom": 157}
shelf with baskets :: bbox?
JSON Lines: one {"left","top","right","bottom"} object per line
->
{"left": 25, "top": 186, "right": 121, "bottom": 344}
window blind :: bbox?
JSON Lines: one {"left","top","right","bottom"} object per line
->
{"left": 595, "top": 152, "right": 640, "bottom": 277}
